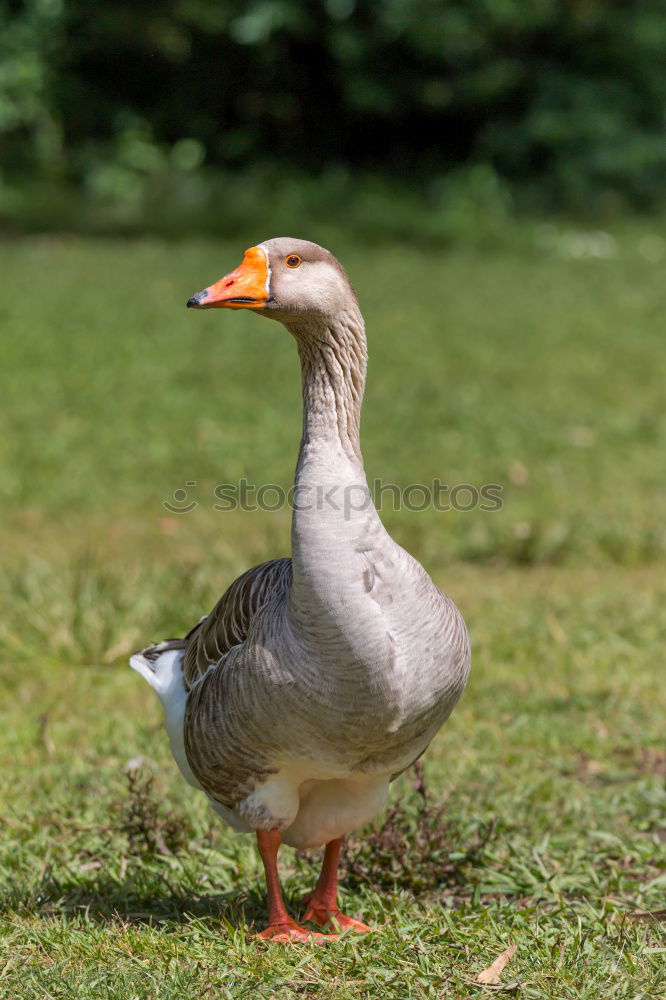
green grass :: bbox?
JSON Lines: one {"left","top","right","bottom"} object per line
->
{"left": 1, "top": 226, "right": 665, "bottom": 998}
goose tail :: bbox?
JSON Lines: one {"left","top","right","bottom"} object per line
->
{"left": 129, "top": 638, "right": 188, "bottom": 697}
{"left": 130, "top": 638, "right": 203, "bottom": 790}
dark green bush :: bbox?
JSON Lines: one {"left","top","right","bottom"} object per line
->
{"left": 1, "top": 0, "right": 665, "bottom": 226}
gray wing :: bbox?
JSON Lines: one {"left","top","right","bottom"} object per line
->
{"left": 182, "top": 557, "right": 292, "bottom": 689}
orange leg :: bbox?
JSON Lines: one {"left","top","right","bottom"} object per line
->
{"left": 302, "top": 837, "right": 372, "bottom": 933}
{"left": 255, "top": 830, "right": 332, "bottom": 942}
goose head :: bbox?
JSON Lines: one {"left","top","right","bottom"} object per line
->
{"left": 186, "top": 238, "right": 357, "bottom": 328}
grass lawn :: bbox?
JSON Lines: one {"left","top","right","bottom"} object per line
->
{"left": 0, "top": 227, "right": 664, "bottom": 998}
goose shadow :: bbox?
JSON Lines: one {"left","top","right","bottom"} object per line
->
{"left": 23, "top": 870, "right": 276, "bottom": 931}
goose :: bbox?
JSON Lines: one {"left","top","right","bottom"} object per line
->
{"left": 130, "top": 238, "right": 470, "bottom": 940}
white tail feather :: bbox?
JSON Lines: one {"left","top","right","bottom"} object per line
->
{"left": 129, "top": 651, "right": 161, "bottom": 692}
{"left": 129, "top": 643, "right": 201, "bottom": 790}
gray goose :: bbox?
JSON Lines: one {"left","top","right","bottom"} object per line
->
{"left": 131, "top": 238, "right": 470, "bottom": 940}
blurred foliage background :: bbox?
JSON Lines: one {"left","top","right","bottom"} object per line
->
{"left": 2, "top": 0, "right": 666, "bottom": 238}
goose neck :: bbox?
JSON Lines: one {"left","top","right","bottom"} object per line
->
{"left": 291, "top": 308, "right": 367, "bottom": 472}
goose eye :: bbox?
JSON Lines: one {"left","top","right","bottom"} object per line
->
{"left": 285, "top": 254, "right": 301, "bottom": 268}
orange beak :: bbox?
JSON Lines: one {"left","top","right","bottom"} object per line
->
{"left": 187, "top": 246, "right": 269, "bottom": 310}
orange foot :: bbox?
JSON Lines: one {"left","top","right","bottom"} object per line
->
{"left": 255, "top": 917, "right": 335, "bottom": 943}
{"left": 302, "top": 901, "right": 372, "bottom": 934}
